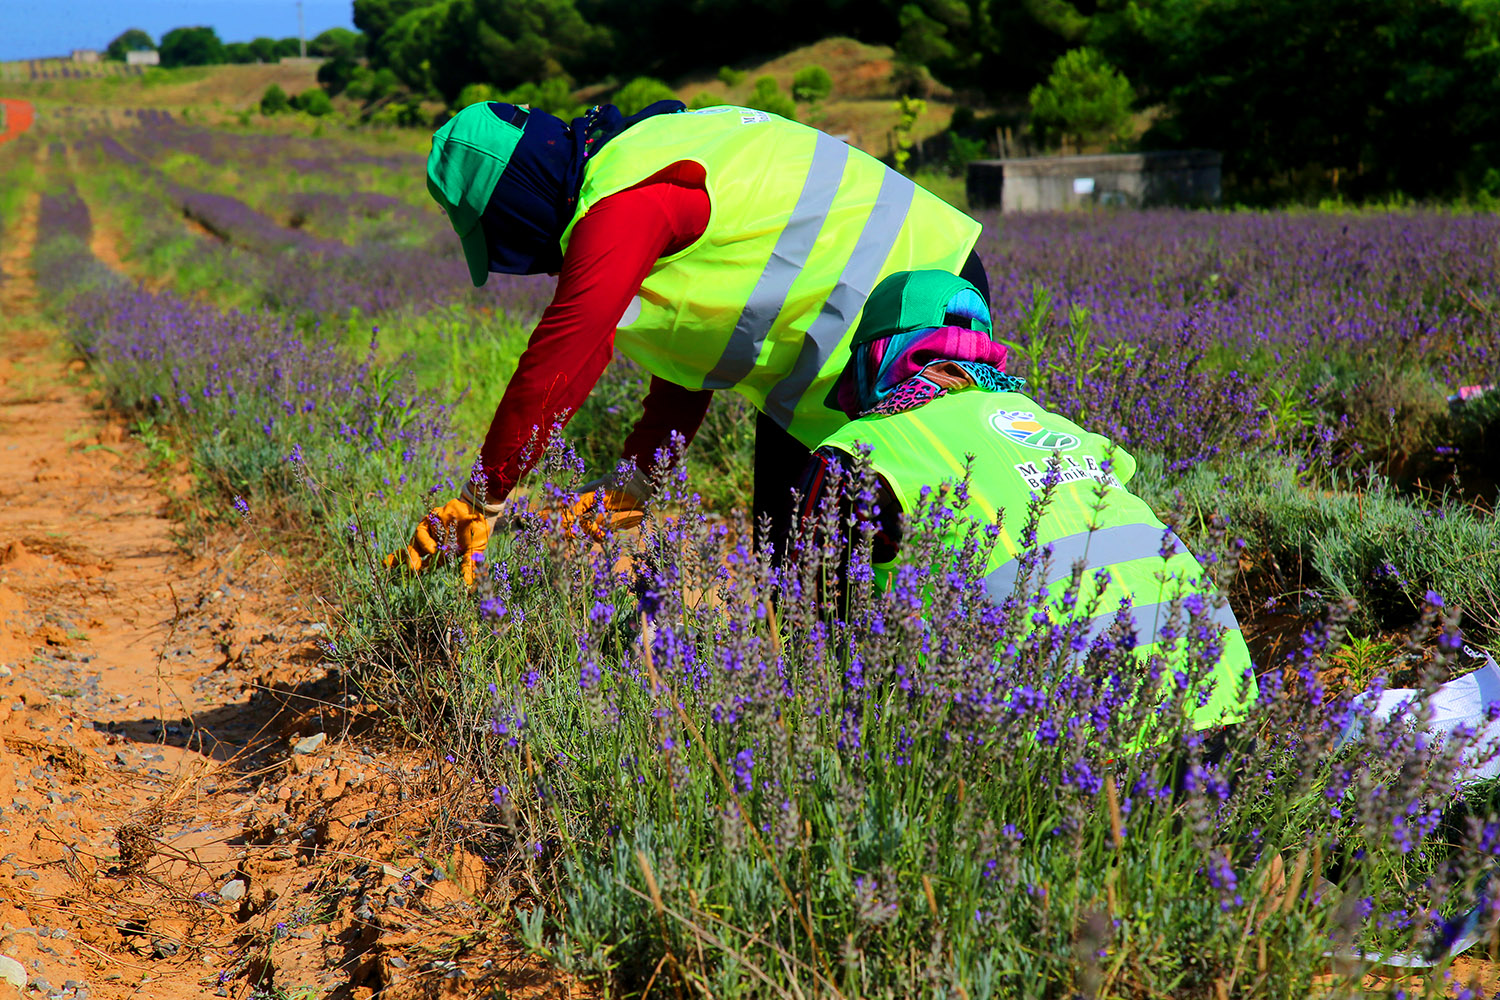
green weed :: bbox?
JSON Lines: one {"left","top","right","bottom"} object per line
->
{"left": 1135, "top": 451, "right": 1500, "bottom": 642}
{"left": 131, "top": 417, "right": 180, "bottom": 472}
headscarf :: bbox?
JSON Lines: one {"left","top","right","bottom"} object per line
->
{"left": 479, "top": 99, "right": 685, "bottom": 275}
{"left": 832, "top": 278, "right": 1024, "bottom": 419}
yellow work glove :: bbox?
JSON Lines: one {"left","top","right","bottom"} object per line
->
{"left": 383, "top": 487, "right": 500, "bottom": 586}
{"left": 556, "top": 470, "right": 650, "bottom": 542}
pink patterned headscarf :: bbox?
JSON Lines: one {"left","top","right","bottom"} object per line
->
{"left": 833, "top": 325, "right": 1011, "bottom": 418}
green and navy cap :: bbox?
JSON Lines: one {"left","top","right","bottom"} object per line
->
{"left": 426, "top": 102, "right": 528, "bottom": 286}
{"left": 850, "top": 269, "right": 993, "bottom": 349}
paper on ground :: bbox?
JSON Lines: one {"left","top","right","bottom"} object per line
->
{"left": 1357, "top": 644, "right": 1500, "bottom": 782}
{"left": 1327, "top": 645, "right": 1500, "bottom": 968}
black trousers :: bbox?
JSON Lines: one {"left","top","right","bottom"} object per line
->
{"left": 752, "top": 249, "right": 990, "bottom": 558}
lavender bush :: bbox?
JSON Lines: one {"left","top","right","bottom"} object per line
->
{"left": 340, "top": 447, "right": 1500, "bottom": 997}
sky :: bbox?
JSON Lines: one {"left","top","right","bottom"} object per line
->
{"left": 0, "top": 0, "right": 357, "bottom": 61}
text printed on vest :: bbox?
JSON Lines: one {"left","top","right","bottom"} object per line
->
{"left": 1014, "top": 454, "right": 1124, "bottom": 492}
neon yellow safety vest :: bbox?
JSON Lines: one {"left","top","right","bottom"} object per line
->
{"left": 560, "top": 107, "right": 983, "bottom": 448}
{"left": 820, "top": 387, "right": 1258, "bottom": 731}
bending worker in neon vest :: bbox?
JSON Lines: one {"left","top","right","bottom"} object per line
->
{"left": 801, "top": 270, "right": 1259, "bottom": 731}
{"left": 391, "top": 100, "right": 985, "bottom": 580}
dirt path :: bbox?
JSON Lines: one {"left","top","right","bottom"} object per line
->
{"left": 1, "top": 136, "right": 577, "bottom": 1000}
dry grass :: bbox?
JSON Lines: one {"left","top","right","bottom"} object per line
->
{"left": 0, "top": 63, "right": 322, "bottom": 111}
{"left": 669, "top": 37, "right": 961, "bottom": 156}
{"left": 672, "top": 37, "right": 907, "bottom": 102}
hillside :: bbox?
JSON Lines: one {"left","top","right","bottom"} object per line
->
{"left": 0, "top": 62, "right": 323, "bottom": 113}
{"left": 0, "top": 39, "right": 963, "bottom": 167}
{"left": 668, "top": 37, "right": 958, "bottom": 155}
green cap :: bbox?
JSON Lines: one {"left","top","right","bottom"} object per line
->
{"left": 426, "top": 102, "right": 527, "bottom": 287}
{"left": 850, "top": 269, "right": 993, "bottom": 349}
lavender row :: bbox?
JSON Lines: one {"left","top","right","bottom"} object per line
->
{"left": 68, "top": 283, "right": 455, "bottom": 485}
{"left": 127, "top": 120, "right": 420, "bottom": 176}
{"left": 50, "top": 107, "right": 173, "bottom": 125}
{"left": 279, "top": 189, "right": 427, "bottom": 234}
{"left": 972, "top": 209, "right": 1499, "bottom": 465}
{"left": 977, "top": 210, "right": 1499, "bottom": 383}
{"left": 29, "top": 173, "right": 457, "bottom": 511}
{"left": 84, "top": 131, "right": 552, "bottom": 319}
{"left": 34, "top": 183, "right": 119, "bottom": 302}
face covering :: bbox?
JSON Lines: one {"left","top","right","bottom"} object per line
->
{"left": 835, "top": 325, "right": 1022, "bottom": 419}
{"left": 479, "top": 99, "right": 684, "bottom": 276}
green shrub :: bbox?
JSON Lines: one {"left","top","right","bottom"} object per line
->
{"left": 1133, "top": 452, "right": 1500, "bottom": 642}
{"left": 892, "top": 95, "right": 924, "bottom": 175}
{"left": 310, "top": 26, "right": 362, "bottom": 61}
{"left": 747, "top": 75, "right": 796, "bottom": 121}
{"left": 791, "top": 64, "right": 833, "bottom": 103}
{"left": 612, "top": 76, "right": 677, "bottom": 115}
{"left": 455, "top": 82, "right": 502, "bottom": 110}
{"left": 317, "top": 53, "right": 359, "bottom": 96}
{"left": 247, "top": 37, "right": 277, "bottom": 63}
{"left": 296, "top": 88, "right": 334, "bottom": 117}
{"left": 368, "top": 98, "right": 428, "bottom": 128}
{"left": 347, "top": 66, "right": 402, "bottom": 103}
{"left": 158, "top": 25, "right": 225, "bottom": 68}
{"left": 1029, "top": 47, "right": 1135, "bottom": 152}
{"left": 259, "top": 83, "right": 290, "bottom": 116}
{"left": 688, "top": 92, "right": 720, "bottom": 110}
{"left": 717, "top": 65, "right": 745, "bottom": 87}
{"left": 105, "top": 28, "right": 155, "bottom": 62}
{"left": 501, "top": 78, "right": 585, "bottom": 118}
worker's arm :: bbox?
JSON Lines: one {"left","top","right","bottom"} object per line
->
{"left": 387, "top": 170, "right": 711, "bottom": 580}
{"left": 476, "top": 170, "right": 711, "bottom": 500}
{"left": 621, "top": 377, "right": 715, "bottom": 473}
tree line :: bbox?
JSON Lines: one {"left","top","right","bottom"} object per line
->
{"left": 349, "top": 0, "right": 1498, "bottom": 202}
{"left": 108, "top": 0, "right": 1500, "bottom": 203}
{"left": 103, "top": 25, "right": 362, "bottom": 70}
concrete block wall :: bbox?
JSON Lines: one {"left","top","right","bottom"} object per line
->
{"left": 967, "top": 151, "right": 1222, "bottom": 211}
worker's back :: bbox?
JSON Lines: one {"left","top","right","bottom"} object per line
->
{"left": 566, "top": 107, "right": 982, "bottom": 445}
{"left": 819, "top": 386, "right": 1258, "bottom": 731}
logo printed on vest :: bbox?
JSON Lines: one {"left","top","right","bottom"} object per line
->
{"left": 988, "top": 409, "right": 1081, "bottom": 452}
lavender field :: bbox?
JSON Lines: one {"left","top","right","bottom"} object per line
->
{"left": 6, "top": 113, "right": 1500, "bottom": 996}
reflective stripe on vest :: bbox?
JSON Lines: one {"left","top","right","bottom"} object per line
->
{"left": 818, "top": 387, "right": 1258, "bottom": 730}
{"left": 983, "top": 522, "right": 1176, "bottom": 603}
{"left": 706, "top": 129, "right": 849, "bottom": 389}
{"left": 561, "top": 107, "right": 983, "bottom": 448}
{"left": 1083, "top": 594, "right": 1242, "bottom": 650}
{"left": 762, "top": 165, "right": 917, "bottom": 427}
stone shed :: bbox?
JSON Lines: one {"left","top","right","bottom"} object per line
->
{"left": 966, "top": 150, "right": 1222, "bottom": 212}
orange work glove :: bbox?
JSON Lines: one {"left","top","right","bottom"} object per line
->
{"left": 383, "top": 491, "right": 498, "bottom": 586}
{"left": 556, "top": 470, "right": 651, "bottom": 542}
